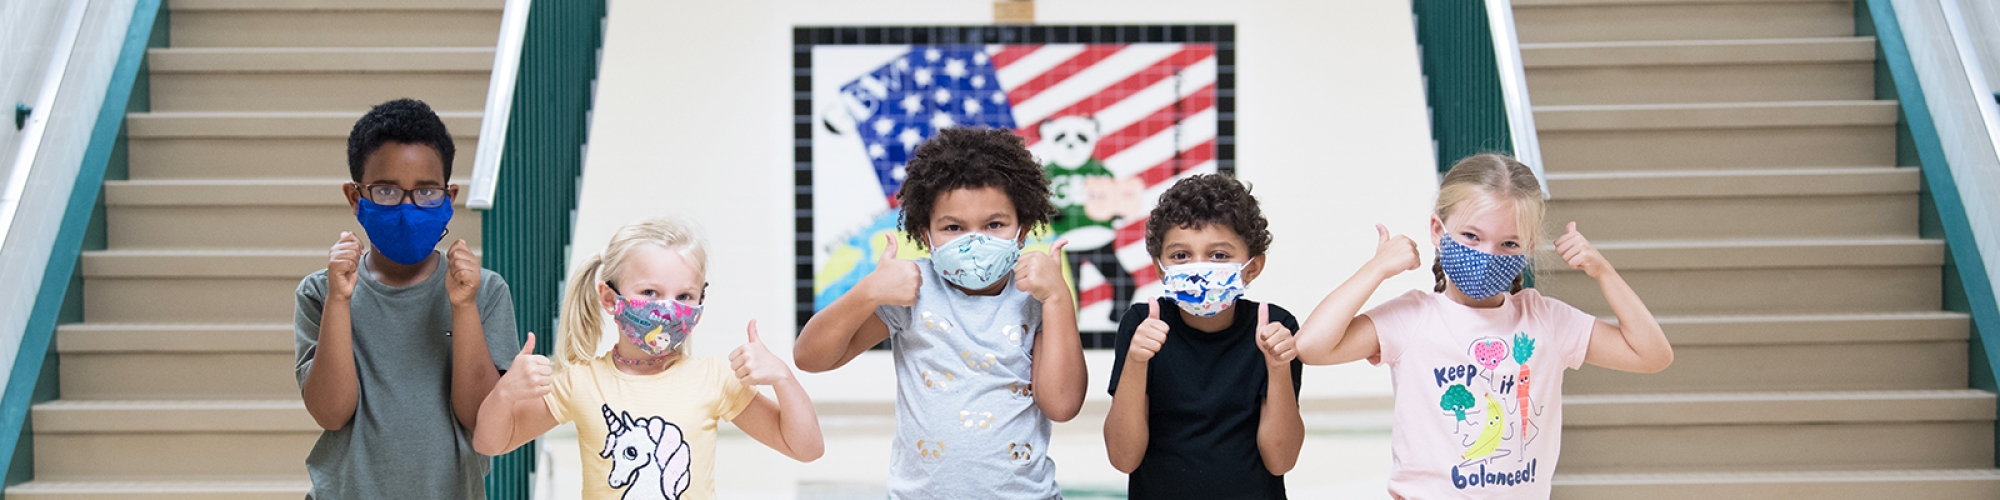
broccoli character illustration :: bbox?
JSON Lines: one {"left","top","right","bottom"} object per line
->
{"left": 1441, "top": 383, "right": 1478, "bottom": 433}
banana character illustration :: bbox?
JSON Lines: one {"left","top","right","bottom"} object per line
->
{"left": 1460, "top": 394, "right": 1513, "bottom": 466}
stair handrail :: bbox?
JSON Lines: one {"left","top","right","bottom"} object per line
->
{"left": 1482, "top": 0, "right": 1548, "bottom": 198}
{"left": 0, "top": 0, "right": 93, "bottom": 254}
{"left": 1938, "top": 0, "right": 2000, "bottom": 165}
{"left": 468, "top": 0, "right": 532, "bottom": 210}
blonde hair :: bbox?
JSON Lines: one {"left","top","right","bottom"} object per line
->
{"left": 1431, "top": 153, "right": 1546, "bottom": 294}
{"left": 558, "top": 216, "right": 709, "bottom": 367}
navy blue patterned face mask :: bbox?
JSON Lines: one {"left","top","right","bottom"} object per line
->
{"left": 1438, "top": 233, "right": 1527, "bottom": 300}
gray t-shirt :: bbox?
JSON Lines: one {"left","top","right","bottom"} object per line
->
{"left": 293, "top": 251, "right": 520, "bottom": 500}
{"left": 876, "top": 258, "right": 1057, "bottom": 499}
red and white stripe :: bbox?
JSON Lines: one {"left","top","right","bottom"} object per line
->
{"left": 988, "top": 43, "right": 1220, "bottom": 320}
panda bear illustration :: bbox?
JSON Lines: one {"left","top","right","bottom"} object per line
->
{"left": 1036, "top": 115, "right": 1139, "bottom": 323}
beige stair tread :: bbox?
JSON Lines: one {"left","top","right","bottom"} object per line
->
{"left": 1567, "top": 390, "right": 1997, "bottom": 427}
{"left": 126, "top": 111, "right": 480, "bottom": 138}
{"left": 1538, "top": 100, "right": 1898, "bottom": 131}
{"left": 1524, "top": 37, "right": 1874, "bottom": 67}
{"left": 1547, "top": 167, "right": 1918, "bottom": 199}
{"left": 33, "top": 400, "right": 313, "bottom": 433}
{"left": 58, "top": 323, "right": 292, "bottom": 353}
{"left": 1536, "top": 238, "right": 1943, "bottom": 270}
{"left": 1652, "top": 312, "right": 1968, "bottom": 345}
{"left": 172, "top": 0, "right": 497, "bottom": 10}
{"left": 80, "top": 248, "right": 480, "bottom": 277}
{"left": 1556, "top": 468, "right": 2000, "bottom": 485}
{"left": 103, "top": 179, "right": 473, "bottom": 207}
{"left": 150, "top": 47, "right": 493, "bottom": 73}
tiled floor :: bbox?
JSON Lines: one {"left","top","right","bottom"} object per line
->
{"left": 532, "top": 410, "right": 1394, "bottom": 499}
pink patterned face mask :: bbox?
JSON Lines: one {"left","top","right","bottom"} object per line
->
{"left": 607, "top": 282, "right": 703, "bottom": 356}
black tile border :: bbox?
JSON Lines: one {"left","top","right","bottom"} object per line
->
{"left": 793, "top": 25, "right": 1237, "bottom": 349}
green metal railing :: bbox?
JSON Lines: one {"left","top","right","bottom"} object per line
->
{"left": 478, "top": 0, "right": 607, "bottom": 497}
{"left": 1857, "top": 0, "right": 2000, "bottom": 464}
{"left": 1412, "top": 0, "right": 1544, "bottom": 194}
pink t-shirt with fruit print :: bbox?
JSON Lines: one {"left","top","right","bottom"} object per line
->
{"left": 1365, "top": 289, "right": 1595, "bottom": 499}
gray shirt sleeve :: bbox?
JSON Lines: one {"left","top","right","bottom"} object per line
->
{"left": 475, "top": 269, "right": 521, "bottom": 370}
{"left": 875, "top": 303, "right": 911, "bottom": 338}
{"left": 293, "top": 270, "right": 329, "bottom": 390}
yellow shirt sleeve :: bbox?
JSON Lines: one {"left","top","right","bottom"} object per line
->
{"left": 717, "top": 361, "right": 756, "bottom": 421}
{"left": 543, "top": 362, "right": 581, "bottom": 425}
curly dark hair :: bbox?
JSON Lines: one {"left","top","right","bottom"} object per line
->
{"left": 896, "top": 127, "right": 1057, "bottom": 249}
{"left": 1145, "top": 173, "right": 1272, "bottom": 258}
{"left": 347, "top": 98, "right": 455, "bottom": 183}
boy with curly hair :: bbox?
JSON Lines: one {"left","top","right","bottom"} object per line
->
{"left": 796, "top": 127, "right": 1087, "bottom": 498}
{"left": 1101, "top": 173, "right": 1304, "bottom": 499}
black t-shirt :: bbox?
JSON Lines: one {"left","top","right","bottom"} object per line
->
{"left": 1108, "top": 297, "right": 1305, "bottom": 500}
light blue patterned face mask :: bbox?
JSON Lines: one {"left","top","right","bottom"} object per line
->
{"left": 1159, "top": 261, "right": 1247, "bottom": 317}
{"left": 1439, "top": 233, "right": 1528, "bottom": 300}
{"left": 929, "top": 230, "right": 1020, "bottom": 290}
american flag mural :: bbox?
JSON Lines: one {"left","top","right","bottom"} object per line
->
{"left": 799, "top": 26, "right": 1234, "bottom": 338}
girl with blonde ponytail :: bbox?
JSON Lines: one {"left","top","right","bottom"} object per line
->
{"left": 472, "top": 216, "right": 823, "bottom": 499}
{"left": 1292, "top": 153, "right": 1672, "bottom": 498}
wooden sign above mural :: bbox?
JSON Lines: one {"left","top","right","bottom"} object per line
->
{"left": 793, "top": 25, "right": 1237, "bottom": 347}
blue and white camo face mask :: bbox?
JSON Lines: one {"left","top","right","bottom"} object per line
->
{"left": 1158, "top": 261, "right": 1246, "bottom": 317}
{"left": 1439, "top": 233, "right": 1528, "bottom": 300}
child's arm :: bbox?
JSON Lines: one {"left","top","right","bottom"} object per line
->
{"left": 302, "top": 232, "right": 362, "bottom": 431}
{"left": 1104, "top": 301, "right": 1166, "bottom": 473}
{"left": 795, "top": 235, "right": 916, "bottom": 372}
{"left": 1296, "top": 225, "right": 1420, "bottom": 365}
{"left": 1018, "top": 241, "right": 1086, "bottom": 422}
{"left": 473, "top": 333, "right": 560, "bottom": 455}
{"left": 730, "top": 321, "right": 825, "bottom": 461}
{"left": 1558, "top": 222, "right": 1674, "bottom": 373}
{"left": 1253, "top": 303, "right": 1304, "bottom": 475}
{"left": 446, "top": 240, "right": 503, "bottom": 432}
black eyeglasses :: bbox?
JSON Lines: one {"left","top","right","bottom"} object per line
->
{"left": 359, "top": 184, "right": 449, "bottom": 208}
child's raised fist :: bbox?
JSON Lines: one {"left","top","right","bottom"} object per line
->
{"left": 327, "top": 232, "right": 363, "bottom": 301}
{"left": 499, "top": 332, "right": 553, "bottom": 402}
{"left": 730, "top": 320, "right": 793, "bottom": 386}
{"left": 1555, "top": 221, "right": 1612, "bottom": 279}
{"left": 863, "top": 234, "right": 922, "bottom": 307}
{"left": 447, "top": 239, "right": 481, "bottom": 306}
{"left": 1014, "top": 240, "right": 1070, "bottom": 303}
{"left": 1128, "top": 300, "right": 1170, "bottom": 364}
{"left": 1368, "top": 224, "right": 1421, "bottom": 279}
{"left": 1254, "top": 302, "right": 1297, "bottom": 367}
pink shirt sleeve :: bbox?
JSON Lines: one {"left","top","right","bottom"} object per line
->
{"left": 1526, "top": 290, "right": 1598, "bottom": 370}
{"left": 1361, "top": 290, "right": 1430, "bottom": 366}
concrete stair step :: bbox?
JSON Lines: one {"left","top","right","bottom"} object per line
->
{"left": 79, "top": 249, "right": 477, "bottom": 325}
{"left": 1532, "top": 238, "right": 1942, "bottom": 316}
{"left": 168, "top": 0, "right": 500, "bottom": 48}
{"left": 1547, "top": 168, "right": 1919, "bottom": 241}
{"left": 1536, "top": 101, "right": 1898, "bottom": 171}
{"left": 57, "top": 324, "right": 297, "bottom": 400}
{"left": 101, "top": 179, "right": 482, "bottom": 251}
{"left": 1551, "top": 469, "right": 2000, "bottom": 499}
{"left": 126, "top": 111, "right": 482, "bottom": 138}
{"left": 1525, "top": 37, "right": 1876, "bottom": 105}
{"left": 148, "top": 47, "right": 492, "bottom": 112}
{"left": 126, "top": 112, "right": 480, "bottom": 179}
{"left": 1559, "top": 390, "right": 1996, "bottom": 474}
{"left": 1515, "top": 0, "right": 1855, "bottom": 44}
{"left": 7, "top": 479, "right": 310, "bottom": 500}
{"left": 29, "top": 400, "right": 315, "bottom": 480}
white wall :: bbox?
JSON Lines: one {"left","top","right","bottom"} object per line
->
{"left": 571, "top": 0, "right": 1440, "bottom": 405}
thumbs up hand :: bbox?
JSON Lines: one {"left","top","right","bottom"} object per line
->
{"left": 1254, "top": 302, "right": 1297, "bottom": 367}
{"left": 1014, "top": 239, "right": 1070, "bottom": 303}
{"left": 1555, "top": 221, "right": 1612, "bottom": 279}
{"left": 861, "top": 234, "right": 922, "bottom": 307}
{"left": 1128, "top": 300, "right": 1170, "bottom": 364}
{"left": 1366, "top": 224, "right": 1421, "bottom": 280}
{"left": 497, "top": 332, "right": 553, "bottom": 402}
{"left": 730, "top": 320, "right": 792, "bottom": 386}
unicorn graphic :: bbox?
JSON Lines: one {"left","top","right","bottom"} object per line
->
{"left": 599, "top": 404, "right": 693, "bottom": 500}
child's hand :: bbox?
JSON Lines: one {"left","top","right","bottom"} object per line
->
{"left": 862, "top": 234, "right": 921, "bottom": 307}
{"left": 1014, "top": 239, "right": 1070, "bottom": 303}
{"left": 498, "top": 332, "right": 552, "bottom": 402}
{"left": 446, "top": 239, "right": 481, "bottom": 306}
{"left": 1367, "top": 224, "right": 1421, "bottom": 278}
{"left": 327, "top": 232, "right": 362, "bottom": 301}
{"left": 1128, "top": 300, "right": 1169, "bottom": 364}
{"left": 730, "top": 320, "right": 793, "bottom": 386}
{"left": 1555, "top": 222, "right": 1613, "bottom": 279}
{"left": 1254, "top": 302, "right": 1297, "bottom": 367}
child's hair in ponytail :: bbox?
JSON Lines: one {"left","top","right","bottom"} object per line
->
{"left": 558, "top": 216, "right": 710, "bottom": 367}
{"left": 1432, "top": 153, "right": 1545, "bottom": 295}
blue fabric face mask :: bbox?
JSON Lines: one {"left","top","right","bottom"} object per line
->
{"left": 355, "top": 197, "right": 452, "bottom": 265}
{"left": 1438, "top": 233, "right": 1528, "bottom": 300}
{"left": 929, "top": 230, "right": 1020, "bottom": 290}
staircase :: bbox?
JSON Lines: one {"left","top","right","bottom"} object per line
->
{"left": 6, "top": 0, "right": 498, "bottom": 497}
{"left": 1518, "top": 0, "right": 2000, "bottom": 497}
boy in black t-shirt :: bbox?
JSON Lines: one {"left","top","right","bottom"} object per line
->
{"left": 1104, "top": 174, "right": 1305, "bottom": 499}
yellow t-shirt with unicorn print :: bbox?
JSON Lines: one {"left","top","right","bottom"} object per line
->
{"left": 545, "top": 356, "right": 756, "bottom": 500}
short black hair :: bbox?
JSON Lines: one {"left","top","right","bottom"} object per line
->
{"left": 895, "top": 127, "right": 1058, "bottom": 250}
{"left": 347, "top": 98, "right": 455, "bottom": 183}
{"left": 1145, "top": 173, "right": 1273, "bottom": 258}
